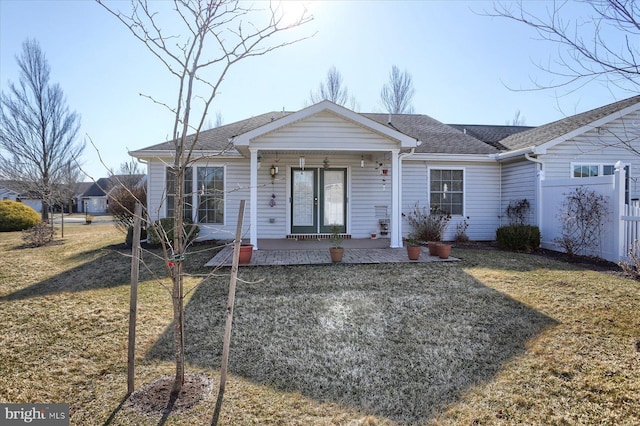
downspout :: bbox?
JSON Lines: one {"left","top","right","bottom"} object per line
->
{"left": 524, "top": 152, "right": 544, "bottom": 229}
{"left": 397, "top": 147, "right": 417, "bottom": 245}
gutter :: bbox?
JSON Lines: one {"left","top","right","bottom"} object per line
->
{"left": 491, "top": 145, "right": 536, "bottom": 161}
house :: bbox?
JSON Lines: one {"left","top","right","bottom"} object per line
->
{"left": 0, "top": 180, "right": 43, "bottom": 213}
{"left": 78, "top": 175, "right": 146, "bottom": 214}
{"left": 130, "top": 97, "right": 640, "bottom": 261}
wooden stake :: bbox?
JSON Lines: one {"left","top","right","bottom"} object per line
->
{"left": 218, "top": 200, "right": 245, "bottom": 395}
{"left": 127, "top": 202, "right": 142, "bottom": 394}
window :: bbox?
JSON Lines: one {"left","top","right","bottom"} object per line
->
{"left": 572, "top": 163, "right": 615, "bottom": 177}
{"left": 196, "top": 166, "right": 224, "bottom": 224}
{"left": 430, "top": 169, "right": 463, "bottom": 215}
{"left": 166, "top": 167, "right": 193, "bottom": 220}
{"left": 572, "top": 163, "right": 630, "bottom": 204}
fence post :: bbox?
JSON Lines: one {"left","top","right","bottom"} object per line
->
{"left": 613, "top": 162, "right": 627, "bottom": 260}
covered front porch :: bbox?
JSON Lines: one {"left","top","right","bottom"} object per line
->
{"left": 205, "top": 238, "right": 457, "bottom": 266}
{"left": 232, "top": 101, "right": 423, "bottom": 250}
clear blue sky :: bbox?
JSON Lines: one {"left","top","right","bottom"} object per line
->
{"left": 0, "top": 0, "right": 632, "bottom": 179}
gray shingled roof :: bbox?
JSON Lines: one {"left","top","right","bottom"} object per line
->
{"left": 139, "top": 112, "right": 292, "bottom": 153}
{"left": 448, "top": 124, "right": 534, "bottom": 150}
{"left": 135, "top": 110, "right": 498, "bottom": 155}
{"left": 363, "top": 114, "right": 498, "bottom": 154}
{"left": 499, "top": 95, "right": 640, "bottom": 151}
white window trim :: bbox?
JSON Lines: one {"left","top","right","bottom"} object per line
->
{"left": 194, "top": 163, "right": 227, "bottom": 226}
{"left": 165, "top": 164, "right": 226, "bottom": 226}
{"left": 427, "top": 166, "right": 466, "bottom": 216}
{"left": 570, "top": 162, "right": 616, "bottom": 178}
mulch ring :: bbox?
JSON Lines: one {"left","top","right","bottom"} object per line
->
{"left": 126, "top": 373, "right": 215, "bottom": 416}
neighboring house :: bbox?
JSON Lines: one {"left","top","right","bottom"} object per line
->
{"left": 79, "top": 175, "right": 146, "bottom": 214}
{"left": 0, "top": 180, "right": 43, "bottom": 213}
{"left": 130, "top": 97, "right": 640, "bottom": 261}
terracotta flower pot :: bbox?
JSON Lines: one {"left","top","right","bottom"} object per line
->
{"left": 239, "top": 244, "right": 254, "bottom": 264}
{"left": 406, "top": 245, "right": 421, "bottom": 260}
{"left": 428, "top": 242, "right": 440, "bottom": 256}
{"left": 437, "top": 243, "right": 452, "bottom": 259}
{"left": 329, "top": 247, "right": 344, "bottom": 263}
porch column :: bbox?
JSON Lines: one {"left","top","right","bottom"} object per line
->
{"left": 249, "top": 148, "right": 258, "bottom": 249}
{"left": 390, "top": 149, "right": 402, "bottom": 248}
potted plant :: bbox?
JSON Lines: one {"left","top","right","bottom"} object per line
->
{"left": 239, "top": 243, "right": 254, "bottom": 264}
{"left": 405, "top": 204, "right": 451, "bottom": 256}
{"left": 437, "top": 243, "right": 452, "bottom": 259}
{"left": 328, "top": 225, "right": 344, "bottom": 263}
{"left": 405, "top": 233, "right": 422, "bottom": 260}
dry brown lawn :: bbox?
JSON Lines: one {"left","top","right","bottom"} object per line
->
{"left": 0, "top": 223, "right": 638, "bottom": 425}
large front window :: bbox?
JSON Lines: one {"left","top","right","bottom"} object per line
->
{"left": 197, "top": 166, "right": 224, "bottom": 224}
{"left": 430, "top": 169, "right": 463, "bottom": 215}
{"left": 166, "top": 165, "right": 224, "bottom": 223}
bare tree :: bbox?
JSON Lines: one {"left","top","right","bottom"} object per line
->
{"left": 0, "top": 39, "right": 83, "bottom": 222}
{"left": 108, "top": 160, "right": 146, "bottom": 233}
{"left": 489, "top": 1, "right": 640, "bottom": 157}
{"left": 309, "top": 66, "right": 356, "bottom": 107}
{"left": 490, "top": 1, "right": 640, "bottom": 90}
{"left": 380, "top": 65, "right": 415, "bottom": 114}
{"left": 506, "top": 109, "right": 526, "bottom": 126}
{"left": 98, "top": 0, "right": 312, "bottom": 396}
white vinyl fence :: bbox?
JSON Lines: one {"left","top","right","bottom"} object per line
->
{"left": 540, "top": 164, "right": 635, "bottom": 262}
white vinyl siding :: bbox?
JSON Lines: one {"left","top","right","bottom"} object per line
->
{"left": 500, "top": 160, "right": 538, "bottom": 226}
{"left": 541, "top": 111, "right": 639, "bottom": 202}
{"left": 402, "top": 160, "right": 500, "bottom": 241}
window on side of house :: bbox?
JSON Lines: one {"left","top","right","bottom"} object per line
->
{"left": 196, "top": 166, "right": 225, "bottom": 224}
{"left": 429, "top": 169, "right": 463, "bottom": 215}
{"left": 572, "top": 163, "right": 630, "bottom": 204}
{"left": 166, "top": 167, "right": 193, "bottom": 220}
{"left": 572, "top": 163, "right": 615, "bottom": 177}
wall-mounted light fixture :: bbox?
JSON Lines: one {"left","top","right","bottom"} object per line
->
{"left": 270, "top": 164, "right": 278, "bottom": 178}
{"left": 299, "top": 155, "right": 305, "bottom": 170}
{"left": 360, "top": 155, "right": 365, "bottom": 168}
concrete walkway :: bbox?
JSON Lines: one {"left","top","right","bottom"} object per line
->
{"left": 205, "top": 239, "right": 457, "bottom": 266}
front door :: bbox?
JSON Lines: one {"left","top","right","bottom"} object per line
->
{"left": 291, "top": 168, "right": 346, "bottom": 234}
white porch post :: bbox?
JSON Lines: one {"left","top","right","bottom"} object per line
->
{"left": 249, "top": 148, "right": 258, "bottom": 250}
{"left": 390, "top": 149, "right": 402, "bottom": 248}
{"left": 613, "top": 161, "right": 626, "bottom": 260}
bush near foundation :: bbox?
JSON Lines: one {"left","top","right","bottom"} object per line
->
{"left": 147, "top": 218, "right": 199, "bottom": 246}
{"left": 0, "top": 200, "right": 41, "bottom": 232}
{"left": 496, "top": 224, "right": 541, "bottom": 252}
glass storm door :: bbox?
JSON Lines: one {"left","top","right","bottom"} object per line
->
{"left": 320, "top": 169, "right": 346, "bottom": 233}
{"left": 291, "top": 169, "right": 318, "bottom": 233}
{"left": 291, "top": 168, "right": 346, "bottom": 234}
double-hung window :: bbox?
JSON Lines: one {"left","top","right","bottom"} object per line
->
{"left": 196, "top": 166, "right": 224, "bottom": 224}
{"left": 166, "top": 167, "right": 193, "bottom": 220}
{"left": 166, "top": 165, "right": 225, "bottom": 223}
{"left": 430, "top": 169, "right": 464, "bottom": 215}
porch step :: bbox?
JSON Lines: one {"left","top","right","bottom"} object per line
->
{"left": 287, "top": 233, "right": 352, "bottom": 240}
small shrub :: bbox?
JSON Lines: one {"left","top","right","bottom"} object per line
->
{"left": 125, "top": 225, "right": 148, "bottom": 247}
{"left": 22, "top": 223, "right": 55, "bottom": 247}
{"left": 620, "top": 240, "right": 640, "bottom": 280}
{"left": 405, "top": 203, "right": 451, "bottom": 242}
{"left": 328, "top": 225, "right": 343, "bottom": 248}
{"left": 496, "top": 224, "right": 541, "bottom": 252}
{"left": 147, "top": 218, "right": 199, "bottom": 246}
{"left": 554, "top": 187, "right": 609, "bottom": 257}
{"left": 0, "top": 200, "right": 41, "bottom": 232}
{"left": 454, "top": 218, "right": 469, "bottom": 242}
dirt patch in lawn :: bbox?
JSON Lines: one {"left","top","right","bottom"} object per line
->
{"left": 126, "top": 373, "right": 214, "bottom": 417}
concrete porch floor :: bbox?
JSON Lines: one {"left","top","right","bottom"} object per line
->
{"left": 205, "top": 238, "right": 458, "bottom": 266}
